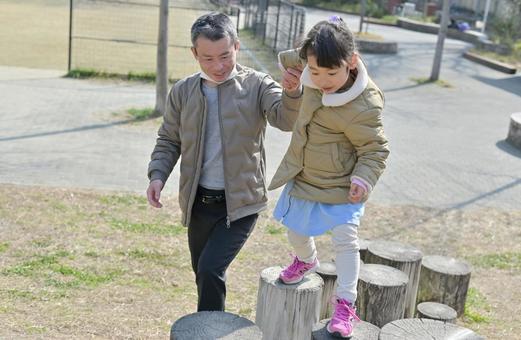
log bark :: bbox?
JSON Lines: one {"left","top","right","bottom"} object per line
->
{"left": 416, "top": 255, "right": 471, "bottom": 316}
{"left": 255, "top": 266, "right": 323, "bottom": 340}
{"left": 356, "top": 264, "right": 408, "bottom": 328}
{"left": 416, "top": 302, "right": 457, "bottom": 323}
{"left": 316, "top": 261, "right": 337, "bottom": 320}
{"left": 379, "top": 318, "right": 484, "bottom": 339}
{"left": 366, "top": 240, "right": 423, "bottom": 318}
{"left": 312, "top": 318, "right": 380, "bottom": 340}
{"left": 170, "top": 311, "right": 262, "bottom": 339}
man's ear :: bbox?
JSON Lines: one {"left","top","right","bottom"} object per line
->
{"left": 191, "top": 46, "right": 198, "bottom": 60}
{"left": 234, "top": 40, "right": 240, "bottom": 52}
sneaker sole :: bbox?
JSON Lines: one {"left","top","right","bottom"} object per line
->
{"left": 326, "top": 322, "right": 352, "bottom": 339}
{"left": 279, "top": 261, "right": 319, "bottom": 285}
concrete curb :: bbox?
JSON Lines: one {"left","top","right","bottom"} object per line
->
{"left": 357, "top": 38, "right": 398, "bottom": 54}
{"left": 463, "top": 51, "right": 517, "bottom": 74}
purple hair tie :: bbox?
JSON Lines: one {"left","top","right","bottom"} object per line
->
{"left": 328, "top": 15, "right": 343, "bottom": 24}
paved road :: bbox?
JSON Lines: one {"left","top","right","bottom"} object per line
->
{"left": 1, "top": 9, "right": 520, "bottom": 211}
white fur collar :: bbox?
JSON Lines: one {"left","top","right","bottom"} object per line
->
{"left": 199, "top": 65, "right": 238, "bottom": 84}
{"left": 300, "top": 59, "right": 368, "bottom": 107}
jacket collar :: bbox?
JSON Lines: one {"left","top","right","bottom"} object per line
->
{"left": 300, "top": 59, "right": 368, "bottom": 107}
{"left": 199, "top": 65, "right": 239, "bottom": 85}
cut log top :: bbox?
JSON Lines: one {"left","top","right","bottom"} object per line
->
{"left": 312, "top": 319, "right": 380, "bottom": 340}
{"left": 260, "top": 266, "right": 323, "bottom": 291}
{"left": 422, "top": 255, "right": 471, "bottom": 275}
{"left": 417, "top": 302, "right": 457, "bottom": 321}
{"left": 316, "top": 261, "right": 337, "bottom": 277}
{"left": 368, "top": 240, "right": 423, "bottom": 261}
{"left": 359, "top": 264, "right": 408, "bottom": 286}
{"left": 379, "top": 318, "right": 484, "bottom": 340}
{"left": 170, "top": 311, "right": 262, "bottom": 340}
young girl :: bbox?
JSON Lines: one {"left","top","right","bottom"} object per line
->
{"left": 268, "top": 17, "right": 389, "bottom": 338}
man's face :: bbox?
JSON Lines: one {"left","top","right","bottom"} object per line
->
{"left": 191, "top": 36, "right": 239, "bottom": 83}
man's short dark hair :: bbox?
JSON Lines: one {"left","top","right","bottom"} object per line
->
{"left": 191, "top": 12, "right": 238, "bottom": 46}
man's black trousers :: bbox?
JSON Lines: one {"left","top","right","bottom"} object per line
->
{"left": 187, "top": 186, "right": 258, "bottom": 311}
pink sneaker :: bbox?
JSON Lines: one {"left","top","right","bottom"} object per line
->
{"left": 327, "top": 297, "right": 360, "bottom": 338}
{"left": 279, "top": 255, "right": 319, "bottom": 284}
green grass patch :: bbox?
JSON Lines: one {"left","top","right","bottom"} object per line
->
{"left": 5, "top": 289, "right": 37, "bottom": 300}
{"left": 265, "top": 224, "right": 285, "bottom": 235}
{"left": 66, "top": 68, "right": 157, "bottom": 82}
{"left": 3, "top": 253, "right": 66, "bottom": 276}
{"left": 127, "top": 108, "right": 157, "bottom": 120}
{"left": 469, "top": 47, "right": 521, "bottom": 68}
{"left": 118, "top": 248, "right": 175, "bottom": 266}
{"left": 464, "top": 287, "right": 491, "bottom": 324}
{"left": 109, "top": 218, "right": 184, "bottom": 236}
{"left": 99, "top": 194, "right": 149, "bottom": 207}
{"left": 0, "top": 242, "right": 9, "bottom": 253}
{"left": 468, "top": 252, "right": 521, "bottom": 271}
{"left": 410, "top": 77, "right": 453, "bottom": 88}
{"left": 355, "top": 32, "right": 384, "bottom": 41}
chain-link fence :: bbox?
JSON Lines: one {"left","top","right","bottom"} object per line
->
{"left": 242, "top": 0, "right": 306, "bottom": 51}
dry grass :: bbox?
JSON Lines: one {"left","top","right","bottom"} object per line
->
{"left": 0, "top": 183, "right": 520, "bottom": 338}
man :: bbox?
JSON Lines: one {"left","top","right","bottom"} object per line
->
{"left": 146, "top": 12, "right": 302, "bottom": 312}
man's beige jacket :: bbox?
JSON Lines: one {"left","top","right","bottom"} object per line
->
{"left": 148, "top": 64, "right": 301, "bottom": 227}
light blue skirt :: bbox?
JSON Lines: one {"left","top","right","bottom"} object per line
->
{"left": 273, "top": 181, "right": 364, "bottom": 237}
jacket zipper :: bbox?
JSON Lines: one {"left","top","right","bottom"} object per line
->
{"left": 185, "top": 92, "right": 207, "bottom": 227}
{"left": 217, "top": 85, "right": 231, "bottom": 229}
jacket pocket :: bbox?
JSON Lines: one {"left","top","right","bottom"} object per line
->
{"left": 303, "top": 143, "right": 339, "bottom": 173}
{"left": 334, "top": 142, "right": 356, "bottom": 174}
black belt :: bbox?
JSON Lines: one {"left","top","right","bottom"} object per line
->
{"left": 197, "top": 186, "right": 226, "bottom": 204}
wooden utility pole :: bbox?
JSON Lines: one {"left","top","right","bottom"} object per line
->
{"left": 430, "top": 0, "right": 449, "bottom": 81}
{"left": 154, "top": 0, "right": 169, "bottom": 116}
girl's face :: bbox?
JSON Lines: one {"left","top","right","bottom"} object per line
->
{"left": 307, "top": 54, "right": 357, "bottom": 94}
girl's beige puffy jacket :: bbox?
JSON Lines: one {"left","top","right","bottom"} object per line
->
{"left": 268, "top": 61, "right": 389, "bottom": 204}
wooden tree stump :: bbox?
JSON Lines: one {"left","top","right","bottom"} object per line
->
{"left": 316, "top": 261, "right": 337, "bottom": 320}
{"left": 366, "top": 240, "right": 423, "bottom": 318}
{"left": 359, "top": 238, "right": 371, "bottom": 262}
{"left": 256, "top": 266, "right": 323, "bottom": 340}
{"left": 416, "top": 255, "right": 471, "bottom": 316}
{"left": 356, "top": 264, "right": 408, "bottom": 328}
{"left": 170, "top": 311, "right": 262, "bottom": 339}
{"left": 379, "top": 318, "right": 484, "bottom": 339}
{"left": 312, "top": 318, "right": 380, "bottom": 340}
{"left": 416, "top": 302, "right": 457, "bottom": 323}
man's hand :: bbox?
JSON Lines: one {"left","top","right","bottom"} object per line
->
{"left": 282, "top": 67, "right": 302, "bottom": 93}
{"left": 348, "top": 182, "right": 366, "bottom": 204}
{"left": 147, "top": 179, "right": 164, "bottom": 208}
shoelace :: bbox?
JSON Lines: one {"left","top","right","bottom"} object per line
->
{"left": 331, "top": 296, "right": 361, "bottom": 323}
{"left": 285, "top": 255, "right": 309, "bottom": 274}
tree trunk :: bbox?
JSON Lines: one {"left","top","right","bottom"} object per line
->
{"left": 154, "top": 0, "right": 169, "bottom": 117}
{"left": 416, "top": 302, "right": 457, "bottom": 323}
{"left": 356, "top": 264, "right": 408, "bottom": 328}
{"left": 416, "top": 255, "right": 471, "bottom": 316}
{"left": 170, "top": 311, "right": 262, "bottom": 339}
{"left": 380, "top": 318, "right": 484, "bottom": 339}
{"left": 430, "top": 0, "right": 449, "bottom": 81}
{"left": 316, "top": 261, "right": 337, "bottom": 320}
{"left": 365, "top": 240, "right": 423, "bottom": 318}
{"left": 256, "top": 266, "right": 323, "bottom": 340}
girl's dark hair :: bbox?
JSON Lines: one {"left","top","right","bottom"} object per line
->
{"left": 299, "top": 17, "right": 357, "bottom": 68}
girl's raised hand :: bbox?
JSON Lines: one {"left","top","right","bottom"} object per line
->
{"left": 282, "top": 67, "right": 302, "bottom": 92}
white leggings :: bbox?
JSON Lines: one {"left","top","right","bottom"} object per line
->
{"left": 288, "top": 224, "right": 360, "bottom": 303}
